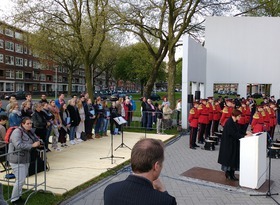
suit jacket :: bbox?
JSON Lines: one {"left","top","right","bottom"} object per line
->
{"left": 104, "top": 175, "right": 177, "bottom": 205}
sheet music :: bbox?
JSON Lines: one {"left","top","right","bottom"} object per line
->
{"left": 113, "top": 117, "right": 127, "bottom": 125}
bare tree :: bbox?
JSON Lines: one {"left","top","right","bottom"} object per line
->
{"left": 111, "top": 0, "right": 237, "bottom": 108}
{"left": 12, "top": 0, "right": 109, "bottom": 100}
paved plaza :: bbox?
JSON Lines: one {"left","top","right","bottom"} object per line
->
{"left": 61, "top": 131, "right": 280, "bottom": 205}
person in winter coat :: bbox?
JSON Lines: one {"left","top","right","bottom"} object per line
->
{"left": 218, "top": 109, "right": 252, "bottom": 181}
{"left": 8, "top": 117, "right": 40, "bottom": 204}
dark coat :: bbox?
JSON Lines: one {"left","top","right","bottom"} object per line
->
{"left": 104, "top": 175, "right": 177, "bottom": 205}
{"left": 67, "top": 105, "right": 81, "bottom": 127}
{"left": 218, "top": 117, "right": 245, "bottom": 170}
{"left": 32, "top": 110, "right": 47, "bottom": 129}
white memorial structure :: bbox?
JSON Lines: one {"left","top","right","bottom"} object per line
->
{"left": 182, "top": 17, "right": 280, "bottom": 129}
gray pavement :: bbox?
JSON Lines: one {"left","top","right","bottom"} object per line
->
{"left": 59, "top": 131, "right": 280, "bottom": 205}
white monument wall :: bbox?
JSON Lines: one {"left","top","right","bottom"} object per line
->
{"left": 205, "top": 17, "right": 280, "bottom": 99}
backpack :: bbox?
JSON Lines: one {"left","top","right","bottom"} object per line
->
{"left": 4, "top": 126, "right": 18, "bottom": 143}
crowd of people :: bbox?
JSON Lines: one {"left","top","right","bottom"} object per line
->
{"left": 188, "top": 95, "right": 278, "bottom": 150}
{"left": 0, "top": 92, "right": 142, "bottom": 204}
{"left": 140, "top": 96, "right": 181, "bottom": 134}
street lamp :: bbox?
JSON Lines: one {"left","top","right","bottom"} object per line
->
{"left": 55, "top": 66, "right": 58, "bottom": 99}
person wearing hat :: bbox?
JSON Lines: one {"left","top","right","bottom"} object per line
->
{"left": 251, "top": 105, "right": 265, "bottom": 133}
{"left": 212, "top": 99, "right": 222, "bottom": 135}
{"left": 188, "top": 101, "right": 200, "bottom": 149}
{"left": 234, "top": 94, "right": 241, "bottom": 108}
{"left": 220, "top": 99, "right": 233, "bottom": 127}
{"left": 269, "top": 95, "right": 276, "bottom": 104}
{"left": 205, "top": 97, "right": 214, "bottom": 138}
{"left": 237, "top": 101, "right": 247, "bottom": 134}
{"left": 197, "top": 99, "right": 209, "bottom": 144}
{"left": 269, "top": 102, "right": 277, "bottom": 140}
{"left": 263, "top": 104, "right": 271, "bottom": 133}
{"left": 245, "top": 100, "right": 251, "bottom": 130}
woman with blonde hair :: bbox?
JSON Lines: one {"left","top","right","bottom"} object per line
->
{"left": 21, "top": 100, "right": 32, "bottom": 118}
{"left": 9, "top": 102, "right": 22, "bottom": 127}
{"left": 49, "top": 100, "right": 62, "bottom": 151}
{"left": 76, "top": 99, "right": 85, "bottom": 142}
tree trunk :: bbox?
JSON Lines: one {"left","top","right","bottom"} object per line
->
{"left": 84, "top": 63, "right": 94, "bottom": 101}
{"left": 143, "top": 62, "right": 161, "bottom": 98}
{"left": 167, "top": 47, "right": 176, "bottom": 109}
{"left": 68, "top": 71, "right": 73, "bottom": 97}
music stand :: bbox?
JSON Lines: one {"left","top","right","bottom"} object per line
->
{"left": 250, "top": 142, "right": 279, "bottom": 204}
{"left": 100, "top": 133, "right": 124, "bottom": 164}
{"left": 114, "top": 117, "right": 131, "bottom": 151}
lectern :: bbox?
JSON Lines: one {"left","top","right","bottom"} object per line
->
{"left": 239, "top": 132, "right": 267, "bottom": 189}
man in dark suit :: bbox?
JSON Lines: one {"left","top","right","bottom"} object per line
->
{"left": 104, "top": 138, "right": 176, "bottom": 205}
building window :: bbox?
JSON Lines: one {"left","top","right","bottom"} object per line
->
{"left": 6, "top": 83, "right": 14, "bottom": 92}
{"left": 0, "top": 27, "right": 3, "bottom": 34}
{"left": 5, "top": 28, "right": 13, "bottom": 37}
{"left": 5, "top": 55, "right": 14, "bottom": 65}
{"left": 0, "top": 39, "right": 3, "bottom": 48}
{"left": 24, "top": 46, "right": 28, "bottom": 54}
{"left": 0, "top": 70, "right": 4, "bottom": 77}
{"left": 15, "top": 83, "right": 24, "bottom": 91}
{"left": 58, "top": 85, "right": 63, "bottom": 91}
{"left": 15, "top": 57, "right": 23, "bottom": 66}
{"left": 5, "top": 41, "right": 14, "bottom": 51}
{"left": 40, "top": 74, "right": 46, "bottom": 81}
{"left": 15, "top": 71, "right": 23, "bottom": 79}
{"left": 24, "top": 59, "right": 28, "bottom": 67}
{"left": 0, "top": 54, "right": 3, "bottom": 63}
{"left": 15, "top": 32, "right": 23, "bottom": 40}
{"left": 33, "top": 61, "right": 37, "bottom": 69}
{"left": 6, "top": 70, "right": 14, "bottom": 79}
{"left": 58, "top": 75, "right": 62, "bottom": 82}
{"left": 33, "top": 73, "right": 39, "bottom": 80}
{"left": 41, "top": 84, "right": 46, "bottom": 92}
{"left": 15, "top": 44, "right": 23, "bottom": 53}
{"left": 29, "top": 60, "right": 32, "bottom": 67}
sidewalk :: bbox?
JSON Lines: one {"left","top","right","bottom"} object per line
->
{"left": 61, "top": 132, "right": 280, "bottom": 205}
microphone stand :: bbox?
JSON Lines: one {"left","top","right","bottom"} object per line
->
{"left": 250, "top": 140, "right": 279, "bottom": 204}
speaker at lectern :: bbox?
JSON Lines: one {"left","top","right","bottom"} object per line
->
{"left": 239, "top": 132, "right": 267, "bottom": 189}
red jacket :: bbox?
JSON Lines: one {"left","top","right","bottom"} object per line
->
{"left": 198, "top": 104, "right": 209, "bottom": 124}
{"left": 245, "top": 105, "right": 251, "bottom": 124}
{"left": 237, "top": 107, "right": 246, "bottom": 125}
{"left": 188, "top": 107, "right": 199, "bottom": 128}
{"left": 213, "top": 104, "right": 221, "bottom": 121}
{"left": 220, "top": 107, "right": 233, "bottom": 127}
{"left": 251, "top": 111, "right": 265, "bottom": 133}
{"left": 207, "top": 102, "right": 213, "bottom": 121}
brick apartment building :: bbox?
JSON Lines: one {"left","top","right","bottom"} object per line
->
{"left": 0, "top": 21, "right": 86, "bottom": 96}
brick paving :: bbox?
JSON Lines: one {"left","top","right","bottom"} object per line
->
{"left": 61, "top": 131, "right": 280, "bottom": 205}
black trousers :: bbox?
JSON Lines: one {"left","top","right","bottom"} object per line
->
{"left": 189, "top": 126, "right": 198, "bottom": 148}
{"left": 205, "top": 120, "right": 212, "bottom": 138}
{"left": 35, "top": 128, "right": 47, "bottom": 149}
{"left": 212, "top": 120, "right": 219, "bottom": 136}
{"left": 198, "top": 123, "right": 207, "bottom": 143}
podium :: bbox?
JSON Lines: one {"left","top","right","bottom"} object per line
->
{"left": 239, "top": 132, "right": 267, "bottom": 189}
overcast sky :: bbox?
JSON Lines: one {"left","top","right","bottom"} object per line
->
{"left": 0, "top": 0, "right": 16, "bottom": 20}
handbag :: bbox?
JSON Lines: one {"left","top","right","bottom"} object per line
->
{"left": 81, "top": 131, "right": 87, "bottom": 141}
